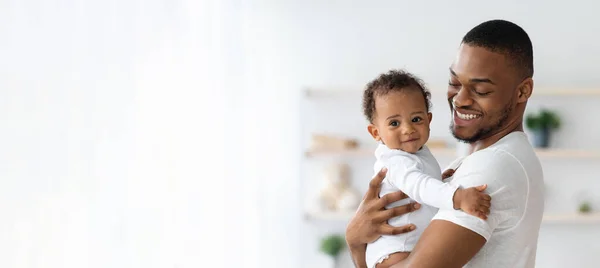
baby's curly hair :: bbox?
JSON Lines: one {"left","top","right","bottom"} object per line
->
{"left": 362, "top": 69, "right": 432, "bottom": 123}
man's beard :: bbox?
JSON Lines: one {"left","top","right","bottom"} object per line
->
{"left": 450, "top": 103, "right": 513, "bottom": 144}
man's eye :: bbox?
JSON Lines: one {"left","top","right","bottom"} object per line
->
{"left": 390, "top": 121, "right": 399, "bottom": 127}
{"left": 412, "top": 117, "right": 422, "bottom": 123}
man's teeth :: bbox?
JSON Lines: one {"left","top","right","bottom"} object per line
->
{"left": 456, "top": 111, "right": 480, "bottom": 120}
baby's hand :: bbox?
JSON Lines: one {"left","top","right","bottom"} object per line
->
{"left": 453, "top": 185, "right": 492, "bottom": 220}
{"left": 442, "top": 169, "right": 455, "bottom": 181}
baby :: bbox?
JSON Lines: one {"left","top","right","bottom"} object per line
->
{"left": 362, "top": 70, "right": 491, "bottom": 268}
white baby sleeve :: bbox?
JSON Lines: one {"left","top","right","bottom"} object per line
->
{"left": 387, "top": 155, "right": 458, "bottom": 210}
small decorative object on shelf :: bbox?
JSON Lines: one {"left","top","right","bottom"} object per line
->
{"left": 310, "top": 134, "right": 359, "bottom": 151}
{"left": 319, "top": 234, "right": 345, "bottom": 268}
{"left": 525, "top": 108, "right": 561, "bottom": 148}
{"left": 319, "top": 163, "right": 361, "bottom": 212}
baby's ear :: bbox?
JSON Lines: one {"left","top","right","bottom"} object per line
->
{"left": 367, "top": 124, "right": 380, "bottom": 141}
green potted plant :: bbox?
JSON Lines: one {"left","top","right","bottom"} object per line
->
{"left": 320, "top": 234, "right": 345, "bottom": 268}
{"left": 525, "top": 108, "right": 561, "bottom": 148}
{"left": 579, "top": 201, "right": 592, "bottom": 214}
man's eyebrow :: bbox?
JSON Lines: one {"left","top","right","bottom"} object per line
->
{"left": 470, "top": 78, "right": 495, "bottom": 85}
{"left": 449, "top": 68, "right": 496, "bottom": 85}
{"left": 449, "top": 68, "right": 458, "bottom": 77}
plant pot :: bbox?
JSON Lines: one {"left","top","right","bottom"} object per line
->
{"left": 532, "top": 127, "right": 550, "bottom": 148}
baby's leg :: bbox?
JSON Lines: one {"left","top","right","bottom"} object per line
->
{"left": 375, "top": 252, "right": 410, "bottom": 268}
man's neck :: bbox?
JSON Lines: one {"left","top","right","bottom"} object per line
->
{"left": 470, "top": 122, "right": 524, "bottom": 153}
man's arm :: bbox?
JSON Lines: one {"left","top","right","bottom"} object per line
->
{"left": 389, "top": 220, "right": 486, "bottom": 268}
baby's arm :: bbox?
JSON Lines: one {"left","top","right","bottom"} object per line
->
{"left": 388, "top": 156, "right": 490, "bottom": 219}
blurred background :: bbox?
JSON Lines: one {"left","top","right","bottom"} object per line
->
{"left": 1, "top": 0, "right": 599, "bottom": 267}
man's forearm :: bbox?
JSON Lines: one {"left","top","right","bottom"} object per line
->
{"left": 348, "top": 244, "right": 368, "bottom": 268}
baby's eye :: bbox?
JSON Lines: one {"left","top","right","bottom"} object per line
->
{"left": 412, "top": 117, "right": 422, "bottom": 123}
{"left": 390, "top": 121, "right": 399, "bottom": 127}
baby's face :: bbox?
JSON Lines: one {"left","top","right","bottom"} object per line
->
{"left": 368, "top": 89, "right": 432, "bottom": 153}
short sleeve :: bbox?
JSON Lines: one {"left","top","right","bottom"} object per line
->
{"left": 432, "top": 149, "right": 526, "bottom": 240}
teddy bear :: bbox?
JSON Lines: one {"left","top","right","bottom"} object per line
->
{"left": 319, "top": 163, "right": 361, "bottom": 212}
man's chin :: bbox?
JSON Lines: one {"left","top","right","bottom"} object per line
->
{"left": 450, "top": 126, "right": 478, "bottom": 143}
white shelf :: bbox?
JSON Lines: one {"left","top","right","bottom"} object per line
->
{"left": 305, "top": 211, "right": 600, "bottom": 224}
{"left": 305, "top": 148, "right": 600, "bottom": 159}
{"left": 304, "top": 87, "right": 600, "bottom": 98}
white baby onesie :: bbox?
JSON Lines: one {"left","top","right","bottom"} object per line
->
{"left": 365, "top": 143, "right": 458, "bottom": 268}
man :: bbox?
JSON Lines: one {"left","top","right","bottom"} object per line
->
{"left": 345, "top": 19, "right": 544, "bottom": 268}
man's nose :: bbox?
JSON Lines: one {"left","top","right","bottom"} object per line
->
{"left": 453, "top": 88, "right": 474, "bottom": 108}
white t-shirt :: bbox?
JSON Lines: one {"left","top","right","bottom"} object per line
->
{"left": 366, "top": 144, "right": 458, "bottom": 268}
{"left": 432, "top": 131, "right": 545, "bottom": 267}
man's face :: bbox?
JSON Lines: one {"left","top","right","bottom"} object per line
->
{"left": 447, "top": 44, "right": 521, "bottom": 143}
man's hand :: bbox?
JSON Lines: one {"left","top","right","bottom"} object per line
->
{"left": 345, "top": 167, "right": 421, "bottom": 268}
{"left": 346, "top": 167, "right": 420, "bottom": 246}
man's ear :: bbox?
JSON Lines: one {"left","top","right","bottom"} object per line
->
{"left": 367, "top": 124, "right": 381, "bottom": 142}
{"left": 517, "top": 78, "right": 534, "bottom": 103}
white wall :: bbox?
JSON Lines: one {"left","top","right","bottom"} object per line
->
{"left": 242, "top": 1, "right": 600, "bottom": 267}
{"left": 0, "top": 1, "right": 263, "bottom": 268}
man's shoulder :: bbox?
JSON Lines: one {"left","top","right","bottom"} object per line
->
{"left": 463, "top": 132, "right": 537, "bottom": 174}
{"left": 452, "top": 132, "right": 542, "bottom": 208}
{"left": 451, "top": 138, "right": 536, "bottom": 191}
{"left": 461, "top": 149, "right": 525, "bottom": 177}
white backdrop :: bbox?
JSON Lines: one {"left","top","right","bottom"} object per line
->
{"left": 0, "top": 1, "right": 270, "bottom": 267}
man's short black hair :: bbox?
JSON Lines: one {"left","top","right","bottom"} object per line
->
{"left": 362, "top": 69, "right": 431, "bottom": 123}
{"left": 462, "top": 19, "right": 534, "bottom": 79}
